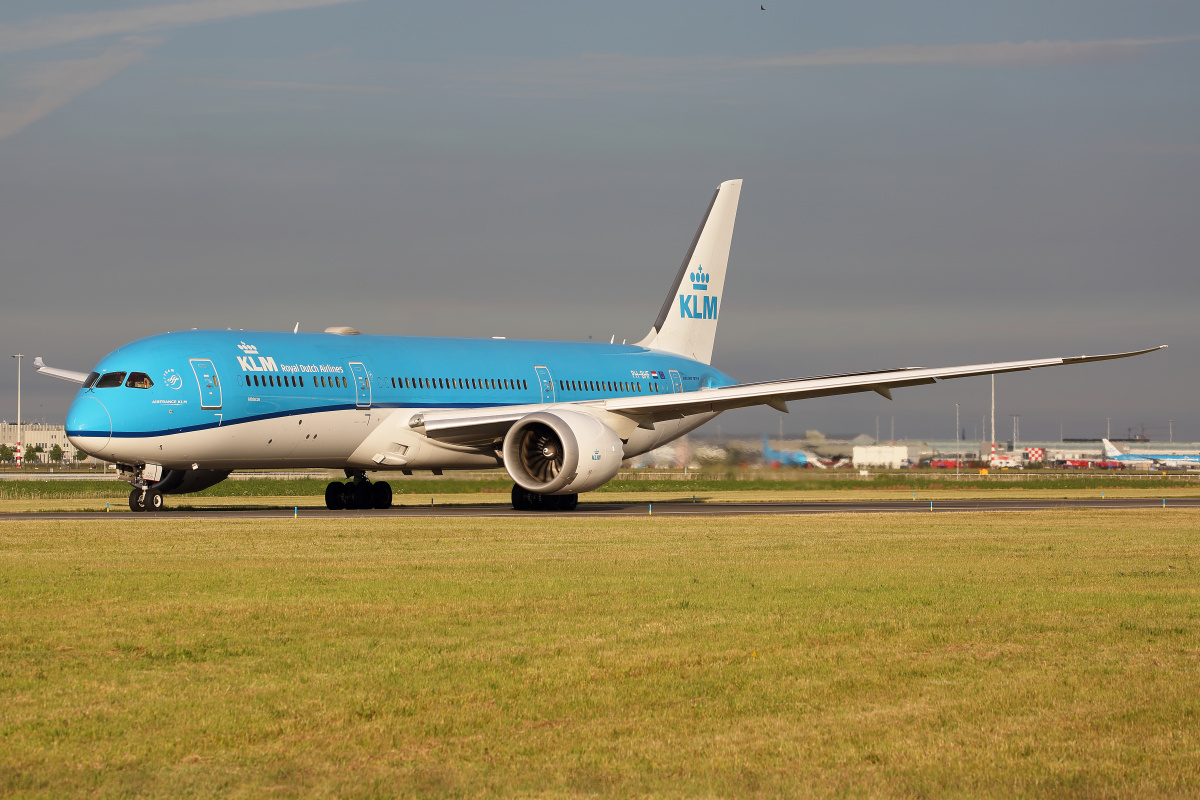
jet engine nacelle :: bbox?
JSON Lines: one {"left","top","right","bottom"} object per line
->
{"left": 502, "top": 410, "right": 624, "bottom": 495}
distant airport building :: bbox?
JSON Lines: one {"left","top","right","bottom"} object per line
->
{"left": 853, "top": 445, "right": 917, "bottom": 469}
{"left": 0, "top": 423, "right": 84, "bottom": 463}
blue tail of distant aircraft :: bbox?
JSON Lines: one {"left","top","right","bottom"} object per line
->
{"left": 762, "top": 435, "right": 810, "bottom": 467}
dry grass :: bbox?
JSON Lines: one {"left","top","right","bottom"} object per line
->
{"left": 1, "top": 511, "right": 1198, "bottom": 797}
{"left": 1, "top": 484, "right": 1197, "bottom": 514}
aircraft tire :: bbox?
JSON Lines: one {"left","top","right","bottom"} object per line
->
{"left": 146, "top": 488, "right": 165, "bottom": 511}
{"left": 341, "top": 482, "right": 358, "bottom": 510}
{"left": 128, "top": 488, "right": 146, "bottom": 512}
{"left": 553, "top": 493, "right": 578, "bottom": 511}
{"left": 511, "top": 484, "right": 533, "bottom": 511}
{"left": 372, "top": 481, "right": 393, "bottom": 510}
{"left": 325, "top": 481, "right": 345, "bottom": 510}
{"left": 352, "top": 481, "right": 373, "bottom": 510}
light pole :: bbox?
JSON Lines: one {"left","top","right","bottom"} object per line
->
{"left": 955, "top": 403, "right": 960, "bottom": 480}
{"left": 1106, "top": 417, "right": 1111, "bottom": 440}
{"left": 1169, "top": 420, "right": 1173, "bottom": 443}
{"left": 990, "top": 374, "right": 996, "bottom": 466}
{"left": 11, "top": 354, "right": 22, "bottom": 468}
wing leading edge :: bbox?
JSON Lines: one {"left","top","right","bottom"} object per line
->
{"left": 598, "top": 345, "right": 1167, "bottom": 421}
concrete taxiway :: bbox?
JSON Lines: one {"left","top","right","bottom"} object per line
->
{"left": 2, "top": 497, "right": 1198, "bottom": 520}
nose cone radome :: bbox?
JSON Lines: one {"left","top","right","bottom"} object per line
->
{"left": 66, "top": 395, "right": 112, "bottom": 456}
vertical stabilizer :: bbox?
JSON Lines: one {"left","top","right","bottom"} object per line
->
{"left": 1101, "top": 439, "right": 1123, "bottom": 459}
{"left": 637, "top": 179, "right": 742, "bottom": 364}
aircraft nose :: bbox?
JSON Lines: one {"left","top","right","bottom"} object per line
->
{"left": 66, "top": 395, "right": 112, "bottom": 456}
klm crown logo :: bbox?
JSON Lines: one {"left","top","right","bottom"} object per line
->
{"left": 237, "top": 341, "right": 259, "bottom": 355}
{"left": 679, "top": 263, "right": 718, "bottom": 320}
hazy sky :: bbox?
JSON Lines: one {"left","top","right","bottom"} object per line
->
{"left": 1, "top": 1, "right": 1197, "bottom": 442}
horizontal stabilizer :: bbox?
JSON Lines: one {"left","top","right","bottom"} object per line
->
{"left": 33, "top": 357, "right": 88, "bottom": 384}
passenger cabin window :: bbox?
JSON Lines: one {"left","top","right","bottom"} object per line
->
{"left": 83, "top": 372, "right": 100, "bottom": 389}
{"left": 125, "top": 372, "right": 154, "bottom": 389}
{"left": 95, "top": 372, "right": 126, "bottom": 389}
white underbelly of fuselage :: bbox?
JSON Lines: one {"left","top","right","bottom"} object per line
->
{"left": 84, "top": 406, "right": 718, "bottom": 472}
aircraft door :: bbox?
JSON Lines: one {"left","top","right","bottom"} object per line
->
{"left": 534, "top": 366, "right": 555, "bottom": 403}
{"left": 668, "top": 369, "right": 683, "bottom": 393}
{"left": 189, "top": 359, "right": 223, "bottom": 409}
{"left": 348, "top": 362, "right": 371, "bottom": 409}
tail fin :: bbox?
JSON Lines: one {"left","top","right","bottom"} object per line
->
{"left": 637, "top": 179, "right": 742, "bottom": 364}
{"left": 1102, "top": 439, "right": 1123, "bottom": 458}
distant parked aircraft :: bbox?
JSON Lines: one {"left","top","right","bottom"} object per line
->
{"left": 1101, "top": 439, "right": 1200, "bottom": 469}
{"left": 762, "top": 436, "right": 826, "bottom": 468}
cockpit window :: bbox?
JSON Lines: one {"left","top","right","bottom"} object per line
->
{"left": 83, "top": 372, "right": 100, "bottom": 389}
{"left": 125, "top": 372, "right": 154, "bottom": 389}
{"left": 95, "top": 372, "right": 127, "bottom": 389}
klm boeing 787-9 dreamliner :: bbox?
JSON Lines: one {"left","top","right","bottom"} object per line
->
{"left": 36, "top": 180, "right": 1164, "bottom": 511}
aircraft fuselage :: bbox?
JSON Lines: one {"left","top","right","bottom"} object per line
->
{"left": 66, "top": 329, "right": 736, "bottom": 472}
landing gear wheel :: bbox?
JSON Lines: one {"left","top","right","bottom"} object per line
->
{"left": 325, "top": 481, "right": 345, "bottom": 510}
{"left": 551, "top": 493, "right": 578, "bottom": 511}
{"left": 146, "top": 488, "right": 165, "bottom": 511}
{"left": 372, "top": 481, "right": 393, "bottom": 510}
{"left": 511, "top": 484, "right": 534, "bottom": 511}
{"left": 128, "top": 488, "right": 146, "bottom": 512}
{"left": 353, "top": 481, "right": 373, "bottom": 510}
{"left": 341, "top": 482, "right": 358, "bottom": 510}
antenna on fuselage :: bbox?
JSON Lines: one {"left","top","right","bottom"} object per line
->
{"left": 293, "top": 322, "right": 299, "bottom": 333}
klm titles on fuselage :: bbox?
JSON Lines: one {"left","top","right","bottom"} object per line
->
{"left": 679, "top": 265, "right": 718, "bottom": 320}
{"left": 235, "top": 342, "right": 343, "bottom": 375}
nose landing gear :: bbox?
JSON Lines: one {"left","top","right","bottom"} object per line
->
{"left": 325, "top": 474, "right": 392, "bottom": 510}
{"left": 127, "top": 487, "right": 165, "bottom": 512}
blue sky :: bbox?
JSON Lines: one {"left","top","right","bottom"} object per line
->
{"left": 1, "top": 1, "right": 1198, "bottom": 441}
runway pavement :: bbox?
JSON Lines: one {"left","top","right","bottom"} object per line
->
{"left": 3, "top": 497, "right": 1198, "bottom": 520}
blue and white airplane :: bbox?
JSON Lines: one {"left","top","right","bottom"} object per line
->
{"left": 1102, "top": 439, "right": 1200, "bottom": 469}
{"left": 761, "top": 436, "right": 823, "bottom": 468}
{"left": 35, "top": 180, "right": 1165, "bottom": 512}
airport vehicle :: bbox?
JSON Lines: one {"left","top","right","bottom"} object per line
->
{"left": 1102, "top": 439, "right": 1200, "bottom": 469}
{"left": 929, "top": 459, "right": 964, "bottom": 469}
{"left": 762, "top": 436, "right": 825, "bottom": 468}
{"left": 39, "top": 180, "right": 1165, "bottom": 511}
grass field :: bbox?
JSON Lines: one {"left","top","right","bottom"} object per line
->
{"left": 2, "top": 510, "right": 1198, "bottom": 797}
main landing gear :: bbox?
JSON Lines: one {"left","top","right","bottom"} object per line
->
{"left": 325, "top": 475, "right": 392, "bottom": 510}
{"left": 511, "top": 485, "right": 578, "bottom": 511}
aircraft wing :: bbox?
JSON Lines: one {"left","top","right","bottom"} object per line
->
{"left": 33, "top": 357, "right": 89, "bottom": 384}
{"left": 411, "top": 345, "right": 1164, "bottom": 444}
{"left": 596, "top": 345, "right": 1166, "bottom": 422}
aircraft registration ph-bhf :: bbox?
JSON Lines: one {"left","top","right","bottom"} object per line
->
{"left": 39, "top": 180, "right": 1165, "bottom": 511}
